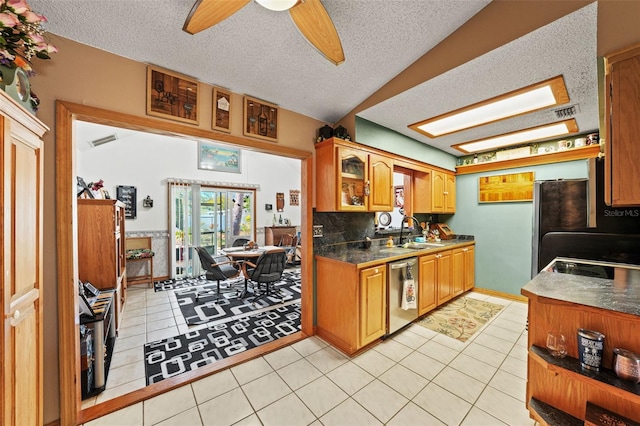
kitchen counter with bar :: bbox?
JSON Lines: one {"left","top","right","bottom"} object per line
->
{"left": 315, "top": 236, "right": 475, "bottom": 356}
{"left": 315, "top": 236, "right": 474, "bottom": 266}
{"left": 521, "top": 258, "right": 640, "bottom": 425}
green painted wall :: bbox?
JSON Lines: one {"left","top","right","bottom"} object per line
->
{"left": 355, "top": 117, "right": 594, "bottom": 296}
{"left": 447, "top": 160, "right": 590, "bottom": 296}
{"left": 355, "top": 117, "right": 457, "bottom": 171}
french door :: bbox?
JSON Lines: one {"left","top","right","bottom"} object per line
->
{"left": 170, "top": 182, "right": 255, "bottom": 278}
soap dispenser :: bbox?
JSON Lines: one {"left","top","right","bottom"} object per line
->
{"left": 386, "top": 236, "right": 394, "bottom": 247}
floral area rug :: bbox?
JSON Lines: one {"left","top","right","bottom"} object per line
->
{"left": 416, "top": 296, "right": 504, "bottom": 342}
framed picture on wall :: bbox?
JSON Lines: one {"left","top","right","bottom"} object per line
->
{"left": 243, "top": 95, "right": 278, "bottom": 142}
{"left": 212, "top": 87, "right": 232, "bottom": 132}
{"left": 198, "top": 141, "right": 242, "bottom": 173}
{"left": 146, "top": 66, "right": 199, "bottom": 125}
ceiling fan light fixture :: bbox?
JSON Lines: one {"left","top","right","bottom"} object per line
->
{"left": 256, "top": 0, "right": 299, "bottom": 11}
{"left": 453, "top": 118, "right": 578, "bottom": 154}
{"left": 409, "top": 75, "right": 570, "bottom": 138}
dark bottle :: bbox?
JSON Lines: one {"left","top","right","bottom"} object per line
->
{"left": 259, "top": 105, "right": 268, "bottom": 136}
{"left": 278, "top": 214, "right": 283, "bottom": 225}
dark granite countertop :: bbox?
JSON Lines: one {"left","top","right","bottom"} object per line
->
{"left": 521, "top": 258, "right": 640, "bottom": 317}
{"left": 315, "top": 237, "right": 474, "bottom": 267}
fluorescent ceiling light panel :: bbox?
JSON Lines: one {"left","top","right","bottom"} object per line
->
{"left": 453, "top": 119, "right": 578, "bottom": 154}
{"left": 409, "top": 76, "right": 570, "bottom": 138}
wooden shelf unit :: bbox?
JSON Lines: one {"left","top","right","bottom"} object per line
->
{"left": 523, "top": 290, "right": 640, "bottom": 423}
{"left": 78, "top": 199, "right": 127, "bottom": 329}
{"left": 456, "top": 144, "right": 601, "bottom": 175}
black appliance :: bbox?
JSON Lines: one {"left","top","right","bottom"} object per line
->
{"left": 532, "top": 158, "right": 640, "bottom": 277}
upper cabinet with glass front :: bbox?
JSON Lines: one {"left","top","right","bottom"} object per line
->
{"left": 316, "top": 138, "right": 393, "bottom": 212}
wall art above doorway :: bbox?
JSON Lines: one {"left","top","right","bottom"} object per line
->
{"left": 146, "top": 66, "right": 199, "bottom": 125}
{"left": 243, "top": 95, "right": 278, "bottom": 142}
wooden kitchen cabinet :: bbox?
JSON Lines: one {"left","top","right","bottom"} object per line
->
{"left": 432, "top": 170, "right": 456, "bottom": 213}
{"left": 418, "top": 254, "right": 438, "bottom": 316}
{"left": 78, "top": 199, "right": 127, "bottom": 328}
{"left": 604, "top": 44, "right": 640, "bottom": 207}
{"left": 412, "top": 170, "right": 431, "bottom": 213}
{"left": 435, "top": 250, "right": 454, "bottom": 305}
{"left": 359, "top": 265, "right": 387, "bottom": 347}
{"left": 315, "top": 257, "right": 387, "bottom": 355}
{"left": 452, "top": 245, "right": 475, "bottom": 297}
{"left": 315, "top": 138, "right": 393, "bottom": 212}
{"left": 1, "top": 91, "right": 48, "bottom": 426}
{"left": 463, "top": 245, "right": 475, "bottom": 292}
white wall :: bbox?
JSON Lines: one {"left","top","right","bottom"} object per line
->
{"left": 76, "top": 125, "right": 302, "bottom": 234}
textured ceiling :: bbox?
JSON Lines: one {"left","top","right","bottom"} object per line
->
{"left": 358, "top": 3, "right": 599, "bottom": 155}
{"left": 31, "top": 0, "right": 598, "bottom": 156}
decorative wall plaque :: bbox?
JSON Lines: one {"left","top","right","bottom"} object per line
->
{"left": 276, "top": 192, "right": 285, "bottom": 212}
{"left": 116, "top": 185, "right": 137, "bottom": 219}
{"left": 146, "top": 66, "right": 199, "bottom": 125}
{"left": 243, "top": 95, "right": 278, "bottom": 142}
{"left": 212, "top": 87, "right": 231, "bottom": 132}
{"left": 289, "top": 190, "right": 300, "bottom": 206}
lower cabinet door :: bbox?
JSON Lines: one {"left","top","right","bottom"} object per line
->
{"left": 359, "top": 265, "right": 387, "bottom": 347}
{"left": 418, "top": 254, "right": 437, "bottom": 316}
{"left": 436, "top": 250, "right": 453, "bottom": 305}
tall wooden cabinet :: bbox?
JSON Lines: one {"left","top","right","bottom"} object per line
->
{"left": 77, "top": 199, "right": 127, "bottom": 328}
{"left": 604, "top": 43, "right": 640, "bottom": 207}
{"left": 1, "top": 92, "right": 48, "bottom": 426}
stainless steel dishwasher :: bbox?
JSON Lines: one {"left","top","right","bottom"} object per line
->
{"left": 387, "top": 257, "right": 419, "bottom": 335}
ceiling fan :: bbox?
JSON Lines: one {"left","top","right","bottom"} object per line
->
{"left": 183, "top": 0, "right": 345, "bottom": 65}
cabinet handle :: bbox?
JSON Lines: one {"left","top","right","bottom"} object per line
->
{"left": 443, "top": 191, "right": 449, "bottom": 195}
{"left": 364, "top": 180, "right": 371, "bottom": 197}
{"left": 13, "top": 310, "right": 20, "bottom": 320}
{"left": 463, "top": 248, "right": 468, "bottom": 252}
{"left": 374, "top": 268, "right": 379, "bottom": 273}
{"left": 436, "top": 254, "right": 441, "bottom": 258}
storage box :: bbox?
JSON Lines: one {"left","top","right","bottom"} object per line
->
{"left": 584, "top": 402, "right": 640, "bottom": 426}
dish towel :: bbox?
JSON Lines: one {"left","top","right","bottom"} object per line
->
{"left": 401, "top": 278, "right": 417, "bottom": 310}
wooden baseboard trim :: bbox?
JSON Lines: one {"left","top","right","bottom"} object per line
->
{"left": 472, "top": 287, "right": 528, "bottom": 303}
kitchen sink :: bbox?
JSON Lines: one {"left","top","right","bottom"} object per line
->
{"left": 379, "top": 247, "right": 418, "bottom": 254}
{"left": 405, "top": 242, "right": 445, "bottom": 249}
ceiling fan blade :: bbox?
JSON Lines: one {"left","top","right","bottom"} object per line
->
{"left": 289, "top": 0, "right": 345, "bottom": 65}
{"left": 183, "top": 0, "right": 251, "bottom": 35}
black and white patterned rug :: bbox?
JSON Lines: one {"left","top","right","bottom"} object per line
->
{"left": 154, "top": 275, "right": 244, "bottom": 292}
{"left": 175, "top": 270, "right": 301, "bottom": 325}
{"left": 144, "top": 302, "right": 301, "bottom": 385}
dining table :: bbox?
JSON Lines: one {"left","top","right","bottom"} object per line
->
{"left": 222, "top": 245, "right": 280, "bottom": 298}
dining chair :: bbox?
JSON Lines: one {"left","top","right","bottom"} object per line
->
{"left": 193, "top": 247, "right": 242, "bottom": 303}
{"left": 244, "top": 248, "right": 287, "bottom": 306}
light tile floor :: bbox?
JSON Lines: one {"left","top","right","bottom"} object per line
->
{"left": 84, "top": 287, "right": 535, "bottom": 426}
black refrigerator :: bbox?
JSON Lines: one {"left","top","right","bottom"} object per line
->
{"left": 531, "top": 158, "right": 640, "bottom": 277}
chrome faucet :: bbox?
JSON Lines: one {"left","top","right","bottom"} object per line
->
{"left": 399, "top": 215, "right": 421, "bottom": 245}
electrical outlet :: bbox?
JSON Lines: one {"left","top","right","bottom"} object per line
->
{"left": 312, "top": 225, "right": 324, "bottom": 238}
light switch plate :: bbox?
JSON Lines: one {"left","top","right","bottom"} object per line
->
{"left": 312, "top": 225, "right": 323, "bottom": 238}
